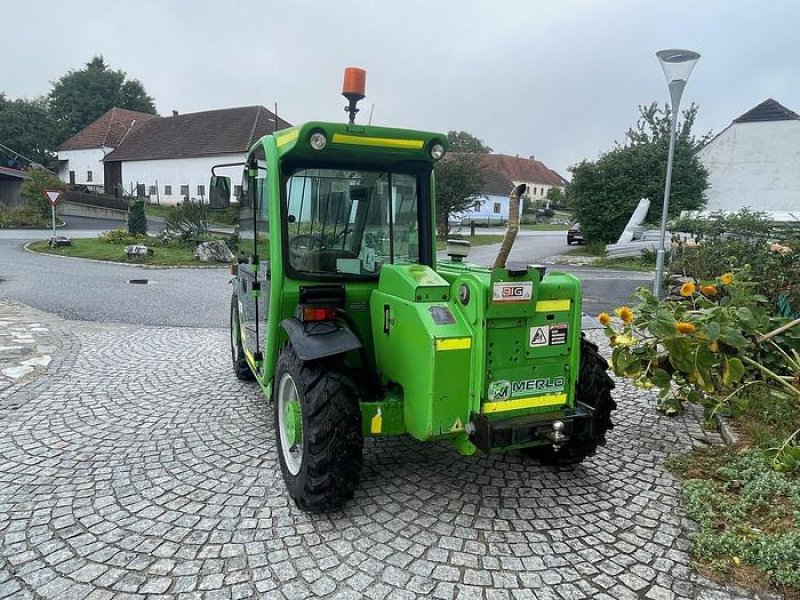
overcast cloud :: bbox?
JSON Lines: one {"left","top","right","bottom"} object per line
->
{"left": 2, "top": 0, "right": 798, "bottom": 177}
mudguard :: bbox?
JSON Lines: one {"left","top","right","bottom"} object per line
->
{"left": 280, "top": 318, "right": 362, "bottom": 362}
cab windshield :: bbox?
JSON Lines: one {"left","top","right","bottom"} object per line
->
{"left": 284, "top": 168, "right": 420, "bottom": 277}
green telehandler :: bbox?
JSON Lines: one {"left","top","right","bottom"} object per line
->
{"left": 209, "top": 68, "right": 616, "bottom": 512}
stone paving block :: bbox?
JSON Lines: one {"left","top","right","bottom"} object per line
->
{"left": 0, "top": 313, "right": 784, "bottom": 600}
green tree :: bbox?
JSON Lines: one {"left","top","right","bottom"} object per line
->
{"left": 20, "top": 169, "right": 66, "bottom": 217}
{"left": 0, "top": 95, "right": 58, "bottom": 167}
{"left": 49, "top": 56, "right": 157, "bottom": 142}
{"left": 434, "top": 152, "right": 488, "bottom": 237}
{"left": 446, "top": 130, "right": 492, "bottom": 153}
{"left": 568, "top": 102, "right": 709, "bottom": 244}
{"left": 127, "top": 199, "right": 148, "bottom": 236}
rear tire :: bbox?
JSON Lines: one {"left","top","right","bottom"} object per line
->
{"left": 274, "top": 344, "right": 363, "bottom": 512}
{"left": 526, "top": 336, "right": 616, "bottom": 466}
{"left": 230, "top": 294, "right": 254, "bottom": 381}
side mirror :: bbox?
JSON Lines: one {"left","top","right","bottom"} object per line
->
{"left": 209, "top": 175, "right": 231, "bottom": 209}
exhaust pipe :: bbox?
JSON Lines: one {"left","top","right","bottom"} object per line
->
{"left": 493, "top": 183, "right": 528, "bottom": 269}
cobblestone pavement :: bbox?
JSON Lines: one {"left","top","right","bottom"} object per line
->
{"left": 0, "top": 308, "right": 777, "bottom": 599}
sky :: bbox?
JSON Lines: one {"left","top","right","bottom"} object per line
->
{"left": 2, "top": 0, "right": 799, "bottom": 178}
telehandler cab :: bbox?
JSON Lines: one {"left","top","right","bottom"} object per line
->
{"left": 209, "top": 68, "right": 616, "bottom": 512}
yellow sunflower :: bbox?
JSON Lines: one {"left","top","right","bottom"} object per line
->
{"left": 615, "top": 306, "right": 634, "bottom": 324}
{"left": 598, "top": 312, "right": 611, "bottom": 326}
{"left": 701, "top": 285, "right": 718, "bottom": 297}
{"left": 679, "top": 282, "right": 696, "bottom": 297}
{"left": 719, "top": 273, "right": 734, "bottom": 286}
{"left": 675, "top": 321, "right": 697, "bottom": 334}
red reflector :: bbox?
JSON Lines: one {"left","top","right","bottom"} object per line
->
{"left": 301, "top": 307, "right": 337, "bottom": 322}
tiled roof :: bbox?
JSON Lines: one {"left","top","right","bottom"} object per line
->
{"left": 103, "top": 106, "right": 291, "bottom": 162}
{"left": 482, "top": 154, "right": 568, "bottom": 189}
{"left": 57, "top": 108, "right": 157, "bottom": 151}
{"left": 482, "top": 167, "right": 515, "bottom": 196}
{"left": 733, "top": 98, "right": 800, "bottom": 123}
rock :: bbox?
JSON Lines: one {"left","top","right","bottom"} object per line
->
{"left": 125, "top": 244, "right": 153, "bottom": 257}
{"left": 48, "top": 236, "right": 72, "bottom": 248}
{"left": 193, "top": 240, "right": 234, "bottom": 263}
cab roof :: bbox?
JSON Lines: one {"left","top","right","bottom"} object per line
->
{"left": 262, "top": 121, "right": 448, "bottom": 165}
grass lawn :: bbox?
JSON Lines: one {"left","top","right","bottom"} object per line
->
{"left": 667, "top": 384, "right": 800, "bottom": 597}
{"left": 520, "top": 223, "right": 570, "bottom": 231}
{"left": 27, "top": 238, "right": 225, "bottom": 267}
{"left": 436, "top": 234, "right": 505, "bottom": 251}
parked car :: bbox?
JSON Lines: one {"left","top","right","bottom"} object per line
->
{"left": 567, "top": 222, "right": 585, "bottom": 245}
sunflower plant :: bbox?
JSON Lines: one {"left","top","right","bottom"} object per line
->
{"left": 602, "top": 268, "right": 777, "bottom": 416}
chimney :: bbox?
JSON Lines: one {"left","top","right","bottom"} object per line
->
{"left": 172, "top": 110, "right": 179, "bottom": 117}
{"left": 529, "top": 155, "right": 535, "bottom": 160}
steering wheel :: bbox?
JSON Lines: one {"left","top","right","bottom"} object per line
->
{"left": 289, "top": 234, "right": 326, "bottom": 252}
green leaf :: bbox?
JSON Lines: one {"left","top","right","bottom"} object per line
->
{"left": 723, "top": 357, "right": 746, "bottom": 385}
{"left": 651, "top": 368, "right": 672, "bottom": 388}
{"left": 704, "top": 321, "right": 721, "bottom": 342}
{"left": 649, "top": 309, "right": 677, "bottom": 338}
{"left": 719, "top": 327, "right": 748, "bottom": 349}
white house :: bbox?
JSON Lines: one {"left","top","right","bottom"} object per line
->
{"left": 57, "top": 106, "right": 290, "bottom": 204}
{"left": 458, "top": 153, "right": 569, "bottom": 224}
{"left": 696, "top": 98, "right": 800, "bottom": 220}
{"left": 56, "top": 108, "right": 158, "bottom": 191}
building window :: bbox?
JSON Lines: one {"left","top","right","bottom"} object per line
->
{"left": 234, "top": 185, "right": 242, "bottom": 200}
{"left": 473, "top": 201, "right": 481, "bottom": 211}
{"left": 87, "top": 171, "right": 93, "bottom": 182}
{"left": 149, "top": 185, "right": 157, "bottom": 195}
{"left": 532, "top": 186, "right": 537, "bottom": 196}
{"left": 69, "top": 171, "right": 75, "bottom": 185}
{"left": 197, "top": 184, "right": 205, "bottom": 197}
{"left": 493, "top": 202, "right": 501, "bottom": 214}
{"left": 180, "top": 185, "right": 189, "bottom": 198}
{"left": 164, "top": 185, "right": 172, "bottom": 195}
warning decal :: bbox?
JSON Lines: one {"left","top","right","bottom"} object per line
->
{"left": 549, "top": 323, "right": 568, "bottom": 345}
{"left": 450, "top": 418, "right": 464, "bottom": 432}
{"left": 530, "top": 326, "right": 549, "bottom": 346}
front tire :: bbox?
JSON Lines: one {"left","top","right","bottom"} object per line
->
{"left": 230, "top": 295, "right": 254, "bottom": 381}
{"left": 274, "top": 344, "right": 363, "bottom": 512}
{"left": 526, "top": 336, "right": 616, "bottom": 466}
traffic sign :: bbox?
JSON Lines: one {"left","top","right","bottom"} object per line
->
{"left": 43, "top": 189, "right": 63, "bottom": 207}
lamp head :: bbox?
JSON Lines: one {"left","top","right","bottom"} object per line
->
{"left": 656, "top": 49, "right": 700, "bottom": 84}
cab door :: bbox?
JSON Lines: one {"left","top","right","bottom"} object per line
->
{"left": 237, "top": 144, "right": 269, "bottom": 372}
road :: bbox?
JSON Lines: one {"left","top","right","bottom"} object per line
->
{"left": 0, "top": 220, "right": 650, "bottom": 327}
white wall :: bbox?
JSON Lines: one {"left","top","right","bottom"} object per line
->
{"left": 697, "top": 120, "right": 800, "bottom": 213}
{"left": 57, "top": 148, "right": 107, "bottom": 187}
{"left": 121, "top": 154, "right": 245, "bottom": 205}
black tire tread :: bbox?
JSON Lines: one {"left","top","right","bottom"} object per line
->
{"left": 526, "top": 336, "right": 616, "bottom": 466}
{"left": 275, "top": 345, "right": 363, "bottom": 512}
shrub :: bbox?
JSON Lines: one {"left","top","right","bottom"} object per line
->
{"left": 127, "top": 199, "right": 147, "bottom": 236}
{"left": 164, "top": 200, "right": 209, "bottom": 242}
{"left": 20, "top": 169, "right": 65, "bottom": 218}
{"left": 672, "top": 210, "right": 800, "bottom": 313}
{"left": 0, "top": 206, "right": 51, "bottom": 228}
{"left": 100, "top": 229, "right": 148, "bottom": 245}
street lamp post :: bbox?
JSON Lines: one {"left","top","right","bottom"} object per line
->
{"left": 653, "top": 49, "right": 700, "bottom": 298}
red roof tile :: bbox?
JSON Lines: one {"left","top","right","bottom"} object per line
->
{"left": 482, "top": 154, "right": 568, "bottom": 188}
{"left": 103, "top": 106, "right": 290, "bottom": 162}
{"left": 57, "top": 108, "right": 158, "bottom": 151}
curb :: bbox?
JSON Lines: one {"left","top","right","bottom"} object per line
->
{"left": 22, "top": 241, "right": 230, "bottom": 270}
{"left": 713, "top": 413, "right": 740, "bottom": 445}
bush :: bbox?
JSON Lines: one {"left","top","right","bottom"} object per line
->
{"left": 164, "top": 200, "right": 209, "bottom": 242}
{"left": 127, "top": 199, "right": 147, "bottom": 236}
{"left": 0, "top": 207, "right": 51, "bottom": 228}
{"left": 100, "top": 229, "right": 148, "bottom": 245}
{"left": 672, "top": 210, "right": 800, "bottom": 313}
{"left": 20, "top": 169, "right": 65, "bottom": 218}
